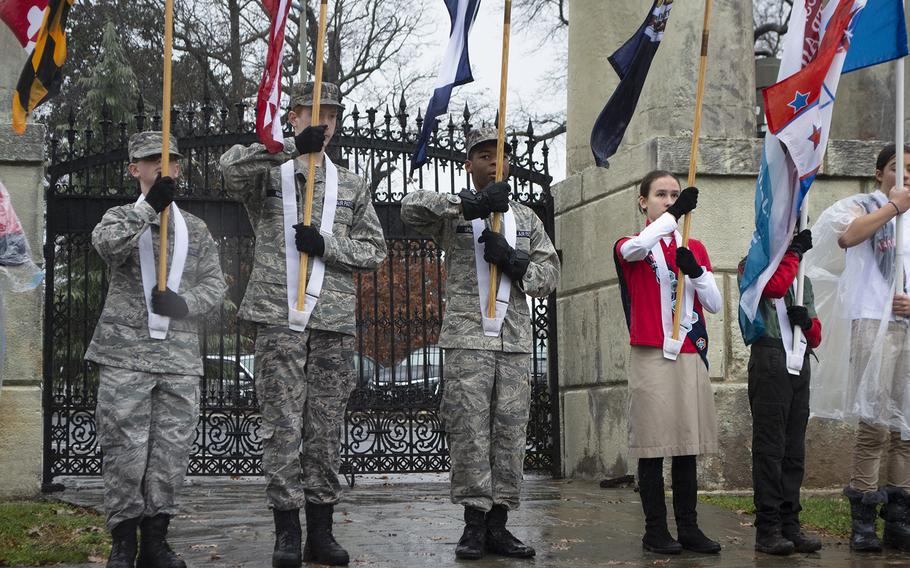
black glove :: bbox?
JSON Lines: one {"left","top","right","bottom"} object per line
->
{"left": 293, "top": 223, "right": 325, "bottom": 256}
{"left": 151, "top": 288, "right": 189, "bottom": 319}
{"left": 787, "top": 305, "right": 812, "bottom": 331}
{"left": 145, "top": 175, "right": 175, "bottom": 213}
{"left": 666, "top": 186, "right": 698, "bottom": 220}
{"left": 787, "top": 229, "right": 813, "bottom": 259}
{"left": 479, "top": 228, "right": 530, "bottom": 282}
{"left": 294, "top": 125, "right": 328, "bottom": 155}
{"left": 458, "top": 182, "right": 510, "bottom": 220}
{"left": 675, "top": 247, "right": 704, "bottom": 278}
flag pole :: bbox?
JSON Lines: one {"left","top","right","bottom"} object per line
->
{"left": 896, "top": 48, "right": 906, "bottom": 295}
{"left": 487, "top": 0, "right": 512, "bottom": 318}
{"left": 157, "top": 0, "right": 175, "bottom": 292}
{"left": 296, "top": 0, "right": 328, "bottom": 310}
{"left": 672, "top": 0, "right": 713, "bottom": 339}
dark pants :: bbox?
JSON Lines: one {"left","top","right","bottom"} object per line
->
{"left": 748, "top": 340, "right": 810, "bottom": 535}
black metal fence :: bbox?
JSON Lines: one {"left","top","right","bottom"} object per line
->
{"left": 42, "top": 95, "right": 559, "bottom": 486}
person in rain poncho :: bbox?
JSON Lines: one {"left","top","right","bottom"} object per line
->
{"left": 805, "top": 143, "right": 910, "bottom": 554}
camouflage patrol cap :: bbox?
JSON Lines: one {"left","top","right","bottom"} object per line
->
{"left": 128, "top": 131, "right": 182, "bottom": 161}
{"left": 465, "top": 126, "right": 512, "bottom": 157}
{"left": 289, "top": 81, "right": 345, "bottom": 111}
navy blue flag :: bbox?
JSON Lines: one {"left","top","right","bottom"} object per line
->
{"left": 590, "top": 0, "right": 674, "bottom": 167}
{"left": 410, "top": 0, "right": 482, "bottom": 172}
{"left": 843, "top": 0, "right": 907, "bottom": 73}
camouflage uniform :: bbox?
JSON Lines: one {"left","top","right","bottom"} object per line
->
{"left": 86, "top": 133, "right": 227, "bottom": 530}
{"left": 218, "top": 83, "right": 386, "bottom": 510}
{"left": 400, "top": 130, "right": 560, "bottom": 511}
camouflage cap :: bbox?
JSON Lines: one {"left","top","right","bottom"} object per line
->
{"left": 128, "top": 131, "right": 182, "bottom": 161}
{"left": 289, "top": 81, "right": 345, "bottom": 111}
{"left": 465, "top": 126, "right": 512, "bottom": 157}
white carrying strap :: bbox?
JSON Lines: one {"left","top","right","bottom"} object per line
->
{"left": 473, "top": 208, "right": 516, "bottom": 337}
{"left": 652, "top": 234, "right": 697, "bottom": 360}
{"left": 282, "top": 155, "right": 338, "bottom": 332}
{"left": 137, "top": 195, "right": 188, "bottom": 340}
{"left": 775, "top": 292, "right": 808, "bottom": 375}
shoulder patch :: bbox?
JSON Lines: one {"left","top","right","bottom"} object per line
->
{"left": 517, "top": 229, "right": 533, "bottom": 238}
{"left": 456, "top": 225, "right": 473, "bottom": 234}
{"left": 336, "top": 199, "right": 355, "bottom": 210}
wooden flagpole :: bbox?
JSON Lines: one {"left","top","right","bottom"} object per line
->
{"left": 487, "top": 0, "right": 512, "bottom": 318}
{"left": 296, "top": 0, "right": 328, "bottom": 310}
{"left": 671, "top": 0, "right": 713, "bottom": 339}
{"left": 157, "top": 0, "right": 175, "bottom": 292}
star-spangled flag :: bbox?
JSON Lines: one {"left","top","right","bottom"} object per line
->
{"left": 843, "top": 0, "right": 907, "bottom": 74}
{"left": 739, "top": 0, "right": 863, "bottom": 342}
{"left": 0, "top": 0, "right": 48, "bottom": 53}
{"left": 590, "top": 0, "right": 674, "bottom": 168}
{"left": 410, "top": 0, "right": 481, "bottom": 172}
{"left": 255, "top": 0, "right": 292, "bottom": 154}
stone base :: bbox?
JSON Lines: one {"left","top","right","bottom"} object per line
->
{"left": 0, "top": 385, "right": 42, "bottom": 498}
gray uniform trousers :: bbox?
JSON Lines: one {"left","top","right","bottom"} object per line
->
{"left": 441, "top": 348, "right": 531, "bottom": 512}
{"left": 96, "top": 365, "right": 200, "bottom": 530}
{"left": 255, "top": 326, "right": 357, "bottom": 510}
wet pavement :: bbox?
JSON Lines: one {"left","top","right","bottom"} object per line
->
{"left": 49, "top": 474, "right": 908, "bottom": 567}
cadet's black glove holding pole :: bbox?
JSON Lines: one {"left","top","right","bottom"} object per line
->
{"left": 294, "top": 224, "right": 325, "bottom": 257}
{"left": 145, "top": 175, "right": 175, "bottom": 213}
{"left": 479, "top": 228, "right": 529, "bottom": 282}
{"left": 295, "top": 125, "right": 328, "bottom": 155}
{"left": 667, "top": 186, "right": 699, "bottom": 220}
{"left": 787, "top": 305, "right": 812, "bottom": 331}
{"left": 151, "top": 288, "right": 189, "bottom": 319}
{"left": 787, "top": 229, "right": 813, "bottom": 260}
{"left": 459, "top": 182, "right": 510, "bottom": 221}
{"left": 676, "top": 247, "right": 704, "bottom": 279}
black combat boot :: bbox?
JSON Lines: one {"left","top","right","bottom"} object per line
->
{"left": 881, "top": 486, "right": 910, "bottom": 552}
{"left": 107, "top": 518, "right": 139, "bottom": 568}
{"left": 671, "top": 456, "right": 721, "bottom": 554}
{"left": 755, "top": 527, "right": 796, "bottom": 555}
{"left": 455, "top": 506, "right": 486, "bottom": 560}
{"left": 302, "top": 502, "right": 349, "bottom": 566}
{"left": 137, "top": 515, "right": 186, "bottom": 568}
{"left": 844, "top": 486, "right": 885, "bottom": 552}
{"left": 781, "top": 528, "right": 822, "bottom": 553}
{"left": 638, "top": 458, "right": 682, "bottom": 554}
{"left": 271, "top": 508, "right": 302, "bottom": 568}
{"left": 485, "top": 505, "right": 535, "bottom": 558}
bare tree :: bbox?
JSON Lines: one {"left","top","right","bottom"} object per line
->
{"left": 754, "top": 0, "right": 794, "bottom": 58}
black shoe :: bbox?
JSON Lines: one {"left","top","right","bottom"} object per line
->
{"left": 484, "top": 505, "right": 535, "bottom": 558}
{"left": 302, "top": 502, "right": 349, "bottom": 566}
{"left": 782, "top": 529, "right": 822, "bottom": 553}
{"left": 755, "top": 528, "right": 796, "bottom": 556}
{"left": 272, "top": 508, "right": 302, "bottom": 568}
{"left": 638, "top": 458, "right": 682, "bottom": 555}
{"left": 455, "top": 507, "right": 486, "bottom": 560}
{"left": 107, "top": 518, "right": 139, "bottom": 568}
{"left": 642, "top": 526, "right": 683, "bottom": 555}
{"left": 881, "top": 486, "right": 910, "bottom": 552}
{"left": 844, "top": 486, "right": 885, "bottom": 553}
{"left": 137, "top": 515, "right": 186, "bottom": 568}
{"left": 671, "top": 455, "right": 720, "bottom": 554}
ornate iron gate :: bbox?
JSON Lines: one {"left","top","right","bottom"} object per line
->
{"left": 42, "top": 97, "right": 559, "bottom": 486}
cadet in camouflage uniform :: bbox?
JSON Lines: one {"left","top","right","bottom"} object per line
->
{"left": 400, "top": 127, "right": 560, "bottom": 560}
{"left": 219, "top": 82, "right": 386, "bottom": 568}
{"left": 86, "top": 132, "right": 227, "bottom": 568}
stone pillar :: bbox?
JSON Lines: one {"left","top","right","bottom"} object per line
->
{"left": 566, "top": 0, "right": 755, "bottom": 175}
{"left": 0, "top": 25, "right": 47, "bottom": 498}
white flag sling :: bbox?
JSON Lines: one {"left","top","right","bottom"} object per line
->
{"left": 473, "top": 208, "right": 516, "bottom": 336}
{"left": 282, "top": 155, "right": 338, "bottom": 331}
{"left": 651, "top": 234, "right": 696, "bottom": 360}
{"left": 136, "top": 195, "right": 188, "bottom": 340}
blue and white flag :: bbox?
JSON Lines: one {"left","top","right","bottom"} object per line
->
{"left": 590, "top": 0, "right": 673, "bottom": 168}
{"left": 843, "top": 0, "right": 907, "bottom": 73}
{"left": 410, "top": 0, "right": 482, "bottom": 172}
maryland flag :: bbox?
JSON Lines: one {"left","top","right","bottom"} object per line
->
{"left": 11, "top": 0, "right": 73, "bottom": 134}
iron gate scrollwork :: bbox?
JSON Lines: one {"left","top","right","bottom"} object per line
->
{"left": 43, "top": 96, "right": 559, "bottom": 485}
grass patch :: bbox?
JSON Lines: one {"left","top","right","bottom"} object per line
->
{"left": 699, "top": 494, "right": 873, "bottom": 538}
{"left": 0, "top": 500, "right": 108, "bottom": 566}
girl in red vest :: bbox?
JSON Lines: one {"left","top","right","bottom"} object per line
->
{"left": 613, "top": 170, "right": 722, "bottom": 555}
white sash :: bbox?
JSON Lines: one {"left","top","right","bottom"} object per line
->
{"left": 775, "top": 288, "right": 808, "bottom": 375}
{"left": 136, "top": 195, "right": 188, "bottom": 340}
{"left": 282, "top": 155, "right": 338, "bottom": 332}
{"left": 652, "top": 234, "right": 697, "bottom": 360}
{"left": 473, "top": 208, "right": 516, "bottom": 337}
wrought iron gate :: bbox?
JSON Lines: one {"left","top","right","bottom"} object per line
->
{"left": 42, "top": 97, "right": 559, "bottom": 486}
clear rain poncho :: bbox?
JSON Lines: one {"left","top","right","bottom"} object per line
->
{"left": 806, "top": 190, "right": 910, "bottom": 439}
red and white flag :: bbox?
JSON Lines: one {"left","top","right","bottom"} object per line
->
{"left": 0, "top": 0, "right": 49, "bottom": 53}
{"left": 256, "top": 0, "right": 292, "bottom": 154}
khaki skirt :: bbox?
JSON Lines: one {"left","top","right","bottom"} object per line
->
{"left": 628, "top": 346, "right": 719, "bottom": 459}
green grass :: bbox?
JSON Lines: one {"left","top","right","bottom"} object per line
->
{"left": 699, "top": 493, "right": 872, "bottom": 538}
{"left": 0, "top": 500, "right": 108, "bottom": 566}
